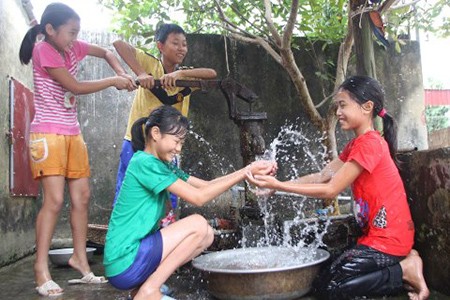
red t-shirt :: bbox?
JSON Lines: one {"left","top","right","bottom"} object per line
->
{"left": 339, "top": 131, "right": 414, "bottom": 256}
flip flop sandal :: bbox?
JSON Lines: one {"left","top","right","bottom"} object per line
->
{"left": 35, "top": 280, "right": 64, "bottom": 297}
{"left": 67, "top": 272, "right": 108, "bottom": 284}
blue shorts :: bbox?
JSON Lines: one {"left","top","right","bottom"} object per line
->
{"left": 113, "top": 140, "right": 179, "bottom": 208}
{"left": 108, "top": 231, "right": 163, "bottom": 290}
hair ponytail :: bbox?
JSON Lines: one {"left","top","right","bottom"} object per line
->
{"left": 131, "top": 117, "right": 148, "bottom": 152}
{"left": 19, "top": 24, "right": 42, "bottom": 65}
{"left": 380, "top": 112, "right": 399, "bottom": 166}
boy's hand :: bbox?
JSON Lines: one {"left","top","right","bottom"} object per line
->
{"left": 136, "top": 73, "right": 155, "bottom": 89}
{"left": 160, "top": 71, "right": 182, "bottom": 89}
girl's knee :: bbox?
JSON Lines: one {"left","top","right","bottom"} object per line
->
{"left": 189, "top": 214, "right": 208, "bottom": 228}
{"left": 205, "top": 224, "right": 214, "bottom": 246}
{"left": 71, "top": 189, "right": 91, "bottom": 208}
{"left": 189, "top": 214, "right": 213, "bottom": 238}
{"left": 42, "top": 195, "right": 65, "bottom": 213}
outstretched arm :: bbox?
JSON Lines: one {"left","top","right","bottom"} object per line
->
{"left": 159, "top": 68, "right": 217, "bottom": 88}
{"left": 246, "top": 158, "right": 362, "bottom": 199}
{"left": 175, "top": 68, "right": 217, "bottom": 79}
{"left": 46, "top": 43, "right": 135, "bottom": 94}
{"left": 167, "top": 160, "right": 276, "bottom": 206}
{"left": 295, "top": 158, "right": 344, "bottom": 184}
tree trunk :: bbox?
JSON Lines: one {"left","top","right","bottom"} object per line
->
{"left": 351, "top": 2, "right": 382, "bottom": 130}
{"left": 353, "top": 13, "right": 377, "bottom": 77}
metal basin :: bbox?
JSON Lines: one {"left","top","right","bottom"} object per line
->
{"left": 48, "top": 247, "right": 96, "bottom": 266}
{"left": 192, "top": 246, "right": 329, "bottom": 300}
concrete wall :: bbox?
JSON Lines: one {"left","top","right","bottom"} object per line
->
{"left": 398, "top": 148, "right": 450, "bottom": 295}
{"left": 428, "top": 127, "right": 450, "bottom": 149}
{"left": 376, "top": 41, "right": 429, "bottom": 151}
{"left": 0, "top": 0, "right": 38, "bottom": 266}
{"left": 75, "top": 31, "right": 135, "bottom": 225}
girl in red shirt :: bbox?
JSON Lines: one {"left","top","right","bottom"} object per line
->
{"left": 247, "top": 76, "right": 429, "bottom": 300}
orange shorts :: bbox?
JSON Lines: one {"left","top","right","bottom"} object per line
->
{"left": 29, "top": 133, "right": 91, "bottom": 179}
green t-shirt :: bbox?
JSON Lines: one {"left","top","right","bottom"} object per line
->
{"left": 103, "top": 151, "right": 189, "bottom": 277}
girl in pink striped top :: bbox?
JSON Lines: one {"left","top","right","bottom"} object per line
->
{"left": 19, "top": 3, "right": 136, "bottom": 297}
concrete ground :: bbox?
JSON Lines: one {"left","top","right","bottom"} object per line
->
{"left": 0, "top": 251, "right": 214, "bottom": 300}
{"left": 0, "top": 251, "right": 448, "bottom": 300}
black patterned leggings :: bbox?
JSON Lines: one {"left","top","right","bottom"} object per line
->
{"left": 315, "top": 245, "right": 405, "bottom": 299}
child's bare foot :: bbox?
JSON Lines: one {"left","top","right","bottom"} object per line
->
{"left": 400, "top": 251, "right": 429, "bottom": 300}
{"left": 34, "top": 263, "right": 63, "bottom": 295}
{"left": 68, "top": 253, "right": 91, "bottom": 276}
{"left": 133, "top": 287, "right": 161, "bottom": 300}
{"left": 403, "top": 283, "right": 414, "bottom": 292}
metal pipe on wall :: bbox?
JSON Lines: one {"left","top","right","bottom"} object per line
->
{"left": 21, "top": 0, "right": 37, "bottom": 25}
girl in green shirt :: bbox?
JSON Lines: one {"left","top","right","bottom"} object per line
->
{"left": 104, "top": 105, "right": 276, "bottom": 300}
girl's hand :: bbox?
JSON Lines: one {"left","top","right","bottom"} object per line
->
{"left": 113, "top": 76, "right": 136, "bottom": 91}
{"left": 136, "top": 73, "right": 155, "bottom": 89}
{"left": 246, "top": 173, "right": 279, "bottom": 190}
{"left": 268, "top": 162, "right": 278, "bottom": 176}
{"left": 247, "top": 160, "right": 277, "bottom": 176}
{"left": 119, "top": 73, "right": 137, "bottom": 91}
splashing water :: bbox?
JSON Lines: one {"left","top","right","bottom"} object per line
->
{"left": 185, "top": 121, "right": 337, "bottom": 265}
{"left": 186, "top": 129, "right": 236, "bottom": 175}
{"left": 178, "top": 129, "right": 238, "bottom": 211}
{"left": 243, "top": 121, "right": 333, "bottom": 252}
{"left": 264, "top": 121, "right": 329, "bottom": 178}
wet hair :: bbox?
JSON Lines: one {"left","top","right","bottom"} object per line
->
{"left": 19, "top": 3, "right": 80, "bottom": 65}
{"left": 131, "top": 105, "right": 190, "bottom": 152}
{"left": 155, "top": 23, "right": 186, "bottom": 43}
{"left": 339, "top": 75, "right": 398, "bottom": 163}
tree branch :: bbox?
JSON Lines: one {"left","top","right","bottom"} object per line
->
{"left": 263, "top": 0, "right": 282, "bottom": 47}
{"left": 379, "top": 0, "right": 400, "bottom": 14}
{"left": 282, "top": 0, "right": 299, "bottom": 49}
{"left": 228, "top": 3, "right": 271, "bottom": 40}
{"left": 386, "top": 0, "right": 421, "bottom": 12}
{"left": 229, "top": 33, "right": 282, "bottom": 65}
{"left": 214, "top": 0, "right": 256, "bottom": 38}
{"left": 280, "top": 47, "right": 324, "bottom": 127}
{"left": 334, "top": 7, "right": 354, "bottom": 91}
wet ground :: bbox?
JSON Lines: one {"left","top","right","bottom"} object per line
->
{"left": 0, "top": 250, "right": 217, "bottom": 300}
{"left": 0, "top": 251, "right": 448, "bottom": 300}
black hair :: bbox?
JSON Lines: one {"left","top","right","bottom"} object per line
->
{"left": 155, "top": 24, "right": 186, "bottom": 43}
{"left": 19, "top": 3, "right": 80, "bottom": 65}
{"left": 339, "top": 75, "right": 398, "bottom": 163}
{"left": 131, "top": 105, "right": 190, "bottom": 152}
